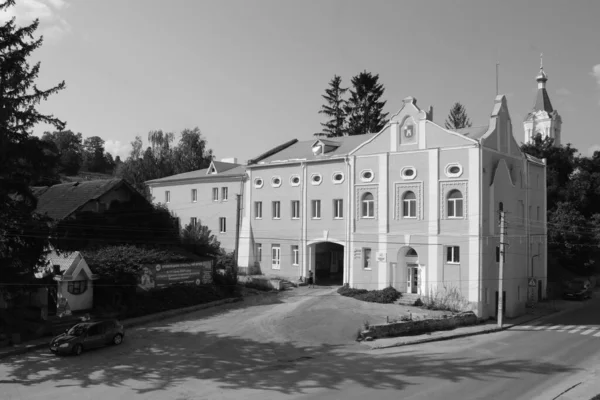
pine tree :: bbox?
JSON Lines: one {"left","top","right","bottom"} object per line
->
{"left": 0, "top": 0, "right": 66, "bottom": 280}
{"left": 315, "top": 75, "right": 348, "bottom": 137}
{"left": 345, "top": 71, "right": 389, "bottom": 136}
{"left": 444, "top": 102, "right": 472, "bottom": 130}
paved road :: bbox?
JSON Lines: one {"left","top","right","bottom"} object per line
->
{"left": 1, "top": 291, "right": 599, "bottom": 400}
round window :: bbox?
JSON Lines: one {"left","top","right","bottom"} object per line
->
{"left": 404, "top": 169, "right": 414, "bottom": 177}
{"left": 449, "top": 166, "right": 461, "bottom": 174}
{"left": 363, "top": 171, "right": 372, "bottom": 179}
{"left": 313, "top": 175, "right": 321, "bottom": 182}
{"left": 255, "top": 179, "right": 263, "bottom": 187}
{"left": 272, "top": 178, "right": 281, "bottom": 185}
{"left": 334, "top": 173, "right": 343, "bottom": 181}
{"left": 292, "top": 177, "right": 300, "bottom": 184}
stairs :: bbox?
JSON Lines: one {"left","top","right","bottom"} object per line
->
{"left": 280, "top": 280, "right": 297, "bottom": 290}
{"left": 397, "top": 293, "right": 423, "bottom": 306}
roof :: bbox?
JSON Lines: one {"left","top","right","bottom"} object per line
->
{"left": 146, "top": 164, "right": 245, "bottom": 185}
{"left": 35, "top": 249, "right": 81, "bottom": 278}
{"left": 533, "top": 87, "right": 553, "bottom": 113}
{"left": 252, "top": 134, "right": 377, "bottom": 165}
{"left": 453, "top": 125, "right": 489, "bottom": 140}
{"left": 33, "top": 179, "right": 126, "bottom": 220}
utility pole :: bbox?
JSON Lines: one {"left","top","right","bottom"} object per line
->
{"left": 498, "top": 210, "right": 505, "bottom": 328}
{"left": 234, "top": 194, "right": 241, "bottom": 266}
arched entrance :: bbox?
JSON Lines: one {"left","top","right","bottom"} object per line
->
{"left": 309, "top": 241, "right": 344, "bottom": 286}
{"left": 395, "top": 247, "right": 420, "bottom": 294}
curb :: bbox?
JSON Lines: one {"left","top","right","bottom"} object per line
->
{"left": 367, "top": 306, "right": 571, "bottom": 350}
{"left": 0, "top": 297, "right": 243, "bottom": 361}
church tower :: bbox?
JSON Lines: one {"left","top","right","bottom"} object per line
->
{"left": 523, "top": 55, "right": 562, "bottom": 146}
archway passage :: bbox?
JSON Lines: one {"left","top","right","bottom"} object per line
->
{"left": 394, "top": 246, "right": 419, "bottom": 294}
{"left": 313, "top": 242, "right": 344, "bottom": 286}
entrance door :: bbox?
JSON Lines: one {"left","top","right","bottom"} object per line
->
{"left": 407, "top": 264, "right": 419, "bottom": 294}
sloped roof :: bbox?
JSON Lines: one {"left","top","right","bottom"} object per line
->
{"left": 533, "top": 88, "right": 553, "bottom": 113}
{"left": 210, "top": 161, "right": 239, "bottom": 174}
{"left": 33, "top": 179, "right": 126, "bottom": 220}
{"left": 146, "top": 164, "right": 245, "bottom": 184}
{"left": 253, "top": 134, "right": 377, "bottom": 165}
{"left": 453, "top": 125, "right": 489, "bottom": 140}
{"left": 35, "top": 250, "right": 79, "bottom": 278}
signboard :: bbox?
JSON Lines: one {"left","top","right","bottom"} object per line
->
{"left": 528, "top": 278, "right": 537, "bottom": 287}
{"left": 376, "top": 252, "right": 387, "bottom": 262}
{"left": 137, "top": 260, "right": 213, "bottom": 292}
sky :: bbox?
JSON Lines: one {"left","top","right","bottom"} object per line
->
{"left": 3, "top": 0, "right": 600, "bottom": 163}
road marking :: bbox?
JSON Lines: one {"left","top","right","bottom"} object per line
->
{"left": 593, "top": 331, "right": 600, "bottom": 337}
{"left": 557, "top": 325, "right": 576, "bottom": 332}
{"left": 568, "top": 326, "right": 586, "bottom": 333}
{"left": 533, "top": 325, "right": 547, "bottom": 330}
{"left": 580, "top": 329, "right": 597, "bottom": 335}
{"left": 547, "top": 325, "right": 562, "bottom": 330}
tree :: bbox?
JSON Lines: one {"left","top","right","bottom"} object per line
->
{"left": 345, "top": 71, "right": 388, "bottom": 136}
{"left": 315, "top": 75, "right": 348, "bottom": 137}
{"left": 444, "top": 102, "right": 472, "bottom": 130}
{"left": 82, "top": 135, "right": 108, "bottom": 173}
{"left": 0, "top": 0, "right": 66, "bottom": 281}
{"left": 547, "top": 202, "right": 594, "bottom": 272}
{"left": 172, "top": 127, "right": 213, "bottom": 174}
{"left": 180, "top": 220, "right": 221, "bottom": 257}
{"left": 41, "top": 130, "right": 83, "bottom": 175}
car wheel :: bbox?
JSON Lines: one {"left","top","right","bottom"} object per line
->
{"left": 73, "top": 344, "right": 83, "bottom": 356}
{"left": 112, "top": 334, "right": 123, "bottom": 345}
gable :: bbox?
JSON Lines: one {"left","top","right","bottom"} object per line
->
{"left": 490, "top": 158, "right": 516, "bottom": 188}
{"left": 480, "top": 95, "right": 522, "bottom": 157}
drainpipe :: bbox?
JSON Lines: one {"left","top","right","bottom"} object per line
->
{"left": 301, "top": 161, "right": 308, "bottom": 281}
{"left": 344, "top": 156, "right": 351, "bottom": 285}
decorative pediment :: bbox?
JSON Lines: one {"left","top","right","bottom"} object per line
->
{"left": 206, "top": 161, "right": 218, "bottom": 175}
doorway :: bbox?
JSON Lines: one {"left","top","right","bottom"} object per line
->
{"left": 312, "top": 242, "right": 344, "bottom": 286}
{"left": 407, "top": 264, "right": 419, "bottom": 294}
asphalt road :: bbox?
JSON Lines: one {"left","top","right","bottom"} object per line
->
{"left": 1, "top": 291, "right": 600, "bottom": 400}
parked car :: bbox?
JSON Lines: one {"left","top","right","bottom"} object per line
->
{"left": 49, "top": 319, "right": 125, "bottom": 356}
{"left": 562, "top": 277, "right": 592, "bottom": 301}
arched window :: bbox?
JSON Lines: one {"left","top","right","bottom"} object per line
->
{"left": 402, "top": 191, "right": 416, "bottom": 218}
{"left": 447, "top": 190, "right": 464, "bottom": 218}
{"left": 361, "top": 192, "right": 375, "bottom": 218}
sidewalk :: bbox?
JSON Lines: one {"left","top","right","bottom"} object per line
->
{"left": 0, "top": 297, "right": 242, "bottom": 361}
{"left": 362, "top": 297, "right": 590, "bottom": 350}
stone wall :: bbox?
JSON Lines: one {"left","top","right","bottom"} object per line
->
{"left": 238, "top": 275, "right": 282, "bottom": 291}
{"left": 362, "top": 311, "right": 479, "bottom": 339}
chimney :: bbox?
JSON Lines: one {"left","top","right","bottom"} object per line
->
{"left": 221, "top": 157, "right": 238, "bottom": 164}
{"left": 427, "top": 106, "right": 434, "bottom": 121}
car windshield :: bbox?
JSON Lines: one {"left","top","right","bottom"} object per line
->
{"left": 67, "top": 324, "right": 89, "bottom": 336}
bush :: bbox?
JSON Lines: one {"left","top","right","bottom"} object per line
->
{"left": 128, "top": 283, "right": 226, "bottom": 318}
{"left": 212, "top": 251, "right": 239, "bottom": 296}
{"left": 413, "top": 298, "right": 424, "bottom": 307}
{"left": 338, "top": 285, "right": 400, "bottom": 304}
{"left": 422, "top": 286, "right": 471, "bottom": 313}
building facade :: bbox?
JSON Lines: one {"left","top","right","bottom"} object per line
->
{"left": 146, "top": 159, "right": 245, "bottom": 253}
{"left": 236, "top": 95, "right": 547, "bottom": 319}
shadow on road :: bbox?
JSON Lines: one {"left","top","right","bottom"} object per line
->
{"left": 0, "top": 316, "right": 579, "bottom": 396}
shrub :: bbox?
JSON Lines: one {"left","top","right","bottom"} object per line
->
{"left": 422, "top": 286, "right": 471, "bottom": 313}
{"left": 413, "top": 298, "right": 424, "bottom": 307}
{"left": 338, "top": 285, "right": 400, "bottom": 304}
{"left": 212, "top": 251, "right": 240, "bottom": 296}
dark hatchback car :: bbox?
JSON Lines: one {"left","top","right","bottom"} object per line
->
{"left": 563, "top": 278, "right": 592, "bottom": 301}
{"left": 50, "top": 319, "right": 125, "bottom": 356}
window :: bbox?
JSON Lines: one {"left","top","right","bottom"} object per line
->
{"left": 363, "top": 248, "right": 372, "bottom": 269}
{"left": 445, "top": 163, "right": 463, "bottom": 178}
{"left": 219, "top": 217, "right": 226, "bottom": 233}
{"left": 360, "top": 169, "right": 374, "bottom": 182}
{"left": 272, "top": 245, "right": 281, "bottom": 269}
{"left": 222, "top": 187, "right": 228, "bottom": 201}
{"left": 254, "top": 201, "right": 262, "bottom": 219}
{"left": 537, "top": 206, "right": 540, "bottom": 221}
{"left": 191, "top": 189, "right": 197, "bottom": 203}
{"left": 190, "top": 217, "right": 197, "bottom": 227}
{"left": 402, "top": 191, "right": 417, "bottom": 218}
{"left": 212, "top": 187, "right": 219, "bottom": 201}
{"left": 165, "top": 191, "right": 170, "bottom": 203}
{"left": 256, "top": 243, "right": 262, "bottom": 262}
{"left": 446, "top": 246, "right": 460, "bottom": 263}
{"left": 332, "top": 172, "right": 344, "bottom": 184}
{"left": 67, "top": 280, "right": 87, "bottom": 295}
{"left": 291, "top": 200, "right": 300, "bottom": 219}
{"left": 485, "top": 288, "right": 489, "bottom": 305}
{"left": 292, "top": 245, "right": 299, "bottom": 265}
{"left": 518, "top": 200, "right": 525, "bottom": 223}
{"left": 290, "top": 175, "right": 300, "bottom": 186}
{"left": 401, "top": 167, "right": 416, "bottom": 180}
{"left": 361, "top": 192, "right": 375, "bottom": 218}
{"left": 272, "top": 201, "right": 281, "bottom": 219}
{"left": 447, "top": 190, "right": 463, "bottom": 218}
{"left": 333, "top": 199, "right": 343, "bottom": 219}
{"left": 254, "top": 177, "right": 264, "bottom": 188}
{"left": 496, "top": 246, "right": 500, "bottom": 262}
{"left": 312, "top": 200, "right": 321, "bottom": 219}
{"left": 311, "top": 173, "right": 322, "bottom": 185}
{"left": 271, "top": 176, "right": 282, "bottom": 187}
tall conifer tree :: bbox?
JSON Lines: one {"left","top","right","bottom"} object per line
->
{"left": 345, "top": 71, "right": 388, "bottom": 136}
{"left": 444, "top": 102, "right": 472, "bottom": 130}
{"left": 315, "top": 75, "right": 348, "bottom": 137}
